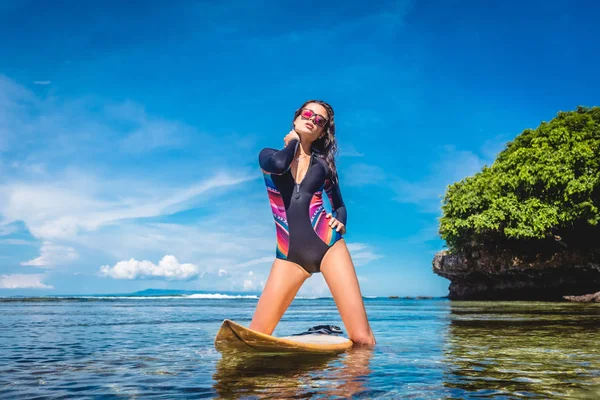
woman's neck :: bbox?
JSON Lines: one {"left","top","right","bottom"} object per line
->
{"left": 297, "top": 141, "right": 312, "bottom": 156}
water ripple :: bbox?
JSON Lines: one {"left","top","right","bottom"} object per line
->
{"left": 1, "top": 299, "right": 599, "bottom": 398}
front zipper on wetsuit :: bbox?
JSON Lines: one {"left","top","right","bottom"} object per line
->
{"left": 294, "top": 153, "right": 313, "bottom": 200}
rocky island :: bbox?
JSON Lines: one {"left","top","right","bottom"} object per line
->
{"left": 433, "top": 106, "right": 600, "bottom": 300}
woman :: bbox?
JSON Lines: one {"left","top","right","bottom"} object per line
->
{"left": 249, "top": 99, "right": 376, "bottom": 346}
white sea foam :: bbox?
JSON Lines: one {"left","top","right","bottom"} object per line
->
{"left": 185, "top": 294, "right": 258, "bottom": 299}
{"left": 19, "top": 294, "right": 259, "bottom": 300}
{"left": 3, "top": 294, "right": 379, "bottom": 300}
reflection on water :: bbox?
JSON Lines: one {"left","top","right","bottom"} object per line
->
{"left": 213, "top": 347, "right": 374, "bottom": 399}
{"left": 2, "top": 298, "right": 600, "bottom": 398}
{"left": 443, "top": 302, "right": 600, "bottom": 398}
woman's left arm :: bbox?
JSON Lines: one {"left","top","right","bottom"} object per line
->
{"left": 325, "top": 174, "right": 347, "bottom": 234}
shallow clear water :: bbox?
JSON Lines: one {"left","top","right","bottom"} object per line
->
{"left": 1, "top": 297, "right": 599, "bottom": 399}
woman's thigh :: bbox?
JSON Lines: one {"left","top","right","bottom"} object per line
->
{"left": 249, "top": 258, "right": 311, "bottom": 335}
{"left": 320, "top": 239, "right": 376, "bottom": 345}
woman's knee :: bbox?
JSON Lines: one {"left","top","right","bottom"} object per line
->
{"left": 350, "top": 330, "right": 376, "bottom": 346}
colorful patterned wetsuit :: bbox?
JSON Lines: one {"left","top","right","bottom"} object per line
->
{"left": 259, "top": 138, "right": 347, "bottom": 274}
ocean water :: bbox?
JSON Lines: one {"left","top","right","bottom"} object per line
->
{"left": 1, "top": 296, "right": 599, "bottom": 399}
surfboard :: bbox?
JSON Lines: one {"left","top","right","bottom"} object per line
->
{"left": 214, "top": 319, "right": 354, "bottom": 353}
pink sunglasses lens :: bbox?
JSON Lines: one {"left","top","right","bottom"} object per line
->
{"left": 300, "top": 109, "right": 327, "bottom": 127}
{"left": 301, "top": 110, "right": 314, "bottom": 118}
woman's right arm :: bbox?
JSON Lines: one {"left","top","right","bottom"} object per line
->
{"left": 258, "top": 138, "right": 299, "bottom": 175}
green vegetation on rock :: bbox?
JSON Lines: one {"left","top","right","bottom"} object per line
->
{"left": 439, "top": 106, "right": 600, "bottom": 253}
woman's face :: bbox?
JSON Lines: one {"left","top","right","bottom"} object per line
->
{"left": 293, "top": 102, "right": 329, "bottom": 140}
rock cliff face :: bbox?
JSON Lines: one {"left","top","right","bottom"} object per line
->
{"left": 432, "top": 249, "right": 600, "bottom": 300}
{"left": 563, "top": 291, "right": 600, "bottom": 303}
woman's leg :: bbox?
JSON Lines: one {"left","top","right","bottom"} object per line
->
{"left": 320, "top": 239, "right": 376, "bottom": 345}
{"left": 249, "top": 258, "right": 311, "bottom": 335}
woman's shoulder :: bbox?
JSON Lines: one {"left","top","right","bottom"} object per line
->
{"left": 258, "top": 147, "right": 277, "bottom": 157}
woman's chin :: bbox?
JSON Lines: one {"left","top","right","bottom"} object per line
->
{"left": 296, "top": 128, "right": 318, "bottom": 138}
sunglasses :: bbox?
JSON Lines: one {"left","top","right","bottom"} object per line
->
{"left": 300, "top": 108, "right": 328, "bottom": 128}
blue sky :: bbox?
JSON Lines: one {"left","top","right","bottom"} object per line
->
{"left": 0, "top": 0, "right": 598, "bottom": 297}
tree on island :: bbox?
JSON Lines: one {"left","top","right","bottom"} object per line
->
{"left": 439, "top": 106, "right": 600, "bottom": 257}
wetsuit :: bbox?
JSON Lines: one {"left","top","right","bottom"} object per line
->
{"left": 259, "top": 138, "right": 347, "bottom": 274}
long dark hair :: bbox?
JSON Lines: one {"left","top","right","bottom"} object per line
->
{"left": 291, "top": 99, "right": 340, "bottom": 184}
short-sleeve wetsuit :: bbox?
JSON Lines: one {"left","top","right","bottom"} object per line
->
{"left": 259, "top": 138, "right": 347, "bottom": 274}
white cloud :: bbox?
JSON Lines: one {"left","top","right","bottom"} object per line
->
{"left": 1, "top": 170, "right": 252, "bottom": 241}
{"left": 108, "top": 101, "right": 198, "bottom": 154}
{"left": 345, "top": 163, "right": 386, "bottom": 186}
{"left": 0, "top": 76, "right": 205, "bottom": 157}
{"left": 0, "top": 222, "right": 20, "bottom": 236}
{"left": 347, "top": 242, "right": 383, "bottom": 266}
{"left": 21, "top": 241, "right": 78, "bottom": 267}
{"left": 345, "top": 141, "right": 505, "bottom": 214}
{"left": 297, "top": 270, "right": 371, "bottom": 298}
{"left": 298, "top": 274, "right": 330, "bottom": 297}
{"left": 235, "top": 256, "right": 273, "bottom": 268}
{"left": 10, "top": 161, "right": 46, "bottom": 175}
{"left": 338, "top": 143, "right": 364, "bottom": 157}
{"left": 0, "top": 239, "right": 35, "bottom": 246}
{"left": 0, "top": 75, "right": 271, "bottom": 293}
{"left": 0, "top": 75, "right": 41, "bottom": 152}
{"left": 0, "top": 274, "right": 53, "bottom": 289}
{"left": 389, "top": 145, "right": 494, "bottom": 213}
{"left": 99, "top": 255, "right": 202, "bottom": 280}
{"left": 242, "top": 270, "right": 265, "bottom": 291}
{"left": 352, "top": 250, "right": 382, "bottom": 266}
{"left": 72, "top": 216, "right": 273, "bottom": 271}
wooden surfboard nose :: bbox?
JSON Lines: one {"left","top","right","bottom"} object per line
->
{"left": 214, "top": 319, "right": 353, "bottom": 353}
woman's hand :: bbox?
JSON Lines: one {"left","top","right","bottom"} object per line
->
{"left": 326, "top": 213, "right": 346, "bottom": 235}
{"left": 284, "top": 129, "right": 300, "bottom": 146}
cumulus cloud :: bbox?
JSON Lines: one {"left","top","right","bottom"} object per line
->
{"left": 21, "top": 241, "right": 78, "bottom": 267}
{"left": 298, "top": 274, "right": 330, "bottom": 297}
{"left": 0, "top": 274, "right": 53, "bottom": 289}
{"left": 218, "top": 268, "right": 229, "bottom": 277}
{"left": 298, "top": 270, "right": 371, "bottom": 298}
{"left": 0, "top": 75, "right": 269, "bottom": 295}
{"left": 243, "top": 270, "right": 264, "bottom": 291}
{"left": 99, "top": 255, "right": 202, "bottom": 280}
